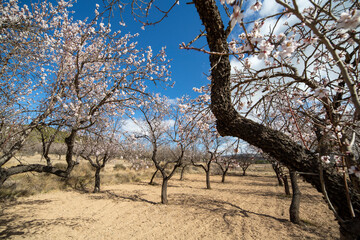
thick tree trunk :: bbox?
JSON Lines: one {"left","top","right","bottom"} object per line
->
{"left": 242, "top": 168, "right": 247, "bottom": 176}
{"left": 193, "top": 1, "right": 360, "bottom": 237}
{"left": 161, "top": 177, "right": 168, "bottom": 204}
{"left": 64, "top": 129, "right": 77, "bottom": 177}
{"left": 1, "top": 164, "right": 67, "bottom": 186}
{"left": 289, "top": 170, "right": 301, "bottom": 224}
{"left": 93, "top": 167, "right": 101, "bottom": 193}
{"left": 149, "top": 169, "right": 158, "bottom": 185}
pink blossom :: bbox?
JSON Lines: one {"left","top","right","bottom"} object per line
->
{"left": 303, "top": 36, "right": 318, "bottom": 45}
{"left": 258, "top": 40, "right": 274, "bottom": 59}
{"left": 250, "top": 1, "right": 262, "bottom": 12}
{"left": 349, "top": 166, "right": 360, "bottom": 178}
{"left": 321, "top": 155, "right": 331, "bottom": 164}
{"left": 336, "top": 9, "right": 360, "bottom": 30}
{"left": 280, "top": 39, "right": 298, "bottom": 58}
{"left": 230, "top": 5, "right": 243, "bottom": 28}
{"left": 314, "top": 87, "right": 329, "bottom": 98}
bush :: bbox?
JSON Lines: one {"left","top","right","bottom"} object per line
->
{"left": 114, "top": 172, "right": 141, "bottom": 183}
{"left": 113, "top": 163, "right": 127, "bottom": 171}
{"left": 53, "top": 162, "right": 68, "bottom": 171}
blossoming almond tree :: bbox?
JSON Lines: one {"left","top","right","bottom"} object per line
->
{"left": 188, "top": 0, "right": 360, "bottom": 238}
{"left": 0, "top": 0, "right": 170, "bottom": 185}
{"left": 131, "top": 94, "right": 196, "bottom": 203}
{"left": 0, "top": 0, "right": 72, "bottom": 184}
{"left": 78, "top": 119, "right": 120, "bottom": 193}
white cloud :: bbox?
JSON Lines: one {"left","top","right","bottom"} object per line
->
{"left": 121, "top": 119, "right": 145, "bottom": 134}
{"left": 121, "top": 118, "right": 175, "bottom": 135}
{"left": 258, "top": 0, "right": 283, "bottom": 18}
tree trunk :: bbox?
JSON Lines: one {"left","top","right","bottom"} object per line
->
{"left": 205, "top": 161, "right": 211, "bottom": 189}
{"left": 193, "top": 1, "right": 360, "bottom": 237}
{"left": 161, "top": 177, "right": 168, "bottom": 204}
{"left": 242, "top": 168, "right": 246, "bottom": 176}
{"left": 339, "top": 220, "right": 360, "bottom": 240}
{"left": 64, "top": 129, "right": 77, "bottom": 177}
{"left": 149, "top": 169, "right": 158, "bottom": 185}
{"left": 221, "top": 169, "right": 228, "bottom": 183}
{"left": 289, "top": 170, "right": 301, "bottom": 224}
{"left": 272, "top": 163, "right": 284, "bottom": 186}
{"left": 206, "top": 169, "right": 211, "bottom": 189}
{"left": 93, "top": 167, "right": 101, "bottom": 193}
{"left": 180, "top": 164, "right": 187, "bottom": 181}
{"left": 283, "top": 174, "right": 290, "bottom": 196}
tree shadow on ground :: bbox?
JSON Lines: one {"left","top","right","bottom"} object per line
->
{"left": 0, "top": 215, "right": 25, "bottom": 239}
{"left": 170, "top": 193, "right": 334, "bottom": 239}
{"left": 0, "top": 216, "right": 91, "bottom": 239}
{"left": 92, "top": 190, "right": 158, "bottom": 205}
{"left": 171, "top": 193, "right": 287, "bottom": 223}
{"left": 0, "top": 199, "right": 89, "bottom": 239}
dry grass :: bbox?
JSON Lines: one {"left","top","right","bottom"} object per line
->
{"left": 0, "top": 154, "right": 154, "bottom": 199}
{"left": 0, "top": 166, "right": 339, "bottom": 240}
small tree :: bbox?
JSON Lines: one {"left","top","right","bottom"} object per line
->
{"left": 237, "top": 154, "right": 256, "bottom": 176}
{"left": 131, "top": 95, "right": 195, "bottom": 203}
{"left": 79, "top": 120, "right": 119, "bottom": 193}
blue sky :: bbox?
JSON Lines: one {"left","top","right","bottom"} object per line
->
{"left": 70, "top": 0, "right": 211, "bottom": 100}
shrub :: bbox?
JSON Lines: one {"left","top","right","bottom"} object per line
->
{"left": 113, "top": 163, "right": 127, "bottom": 171}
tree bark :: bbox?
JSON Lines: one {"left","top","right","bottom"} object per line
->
{"left": 64, "top": 129, "right": 77, "bottom": 177}
{"left": 289, "top": 170, "right": 301, "bottom": 224}
{"left": 272, "top": 163, "right": 284, "bottom": 186}
{"left": 205, "top": 170, "right": 211, "bottom": 189}
{"left": 206, "top": 161, "right": 211, "bottom": 189}
{"left": 0, "top": 164, "right": 67, "bottom": 185}
{"left": 283, "top": 174, "right": 291, "bottom": 196}
{"left": 93, "top": 167, "right": 101, "bottom": 193}
{"left": 149, "top": 169, "right": 158, "bottom": 185}
{"left": 221, "top": 169, "right": 228, "bottom": 183}
{"left": 193, "top": 1, "right": 360, "bottom": 236}
{"left": 180, "top": 164, "right": 187, "bottom": 181}
{"left": 161, "top": 177, "right": 168, "bottom": 204}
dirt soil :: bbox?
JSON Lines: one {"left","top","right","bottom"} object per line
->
{"left": 0, "top": 173, "right": 339, "bottom": 240}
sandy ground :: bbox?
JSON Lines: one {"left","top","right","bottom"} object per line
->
{"left": 0, "top": 173, "right": 339, "bottom": 240}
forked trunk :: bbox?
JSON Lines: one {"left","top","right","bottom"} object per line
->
{"left": 289, "top": 170, "right": 301, "bottom": 224}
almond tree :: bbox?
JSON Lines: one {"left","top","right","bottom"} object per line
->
{"left": 131, "top": 94, "right": 195, "bottom": 203}
{"left": 0, "top": 0, "right": 71, "bottom": 184}
{"left": 187, "top": 0, "right": 360, "bottom": 237}
{"left": 0, "top": 0, "right": 170, "bottom": 185}
{"left": 192, "top": 122, "right": 233, "bottom": 189}
{"left": 105, "top": 0, "right": 360, "bottom": 235}
{"left": 78, "top": 119, "right": 120, "bottom": 193}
